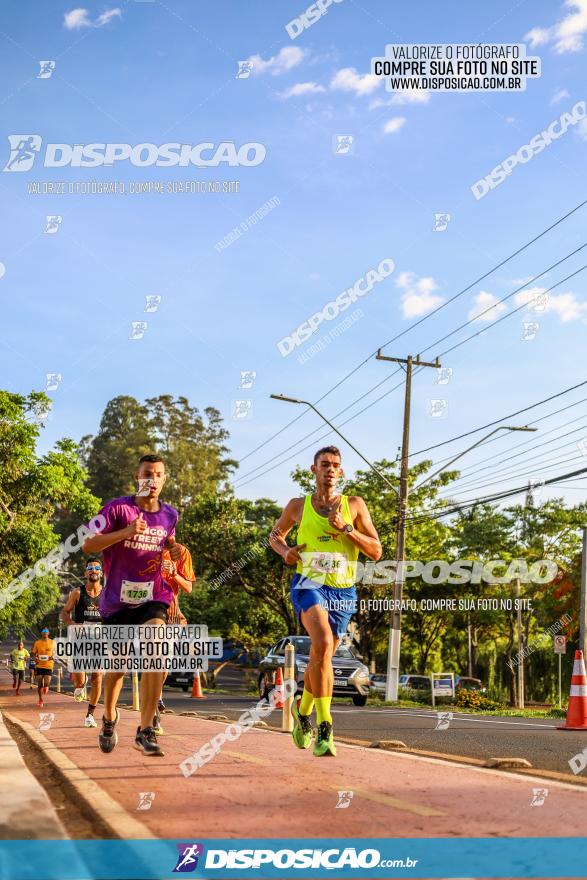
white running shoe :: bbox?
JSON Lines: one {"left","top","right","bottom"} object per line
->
{"left": 84, "top": 713, "right": 97, "bottom": 728}
{"left": 74, "top": 687, "right": 87, "bottom": 703}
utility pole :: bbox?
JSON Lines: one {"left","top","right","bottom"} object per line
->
{"left": 375, "top": 352, "right": 440, "bottom": 702}
{"left": 516, "top": 576, "right": 524, "bottom": 709}
{"left": 581, "top": 527, "right": 587, "bottom": 660}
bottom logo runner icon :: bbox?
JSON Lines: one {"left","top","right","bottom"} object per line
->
{"left": 173, "top": 843, "right": 204, "bottom": 873}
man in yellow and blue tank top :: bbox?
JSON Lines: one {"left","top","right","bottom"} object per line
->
{"left": 270, "top": 445, "right": 382, "bottom": 757}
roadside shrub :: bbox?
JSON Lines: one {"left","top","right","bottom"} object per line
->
{"left": 455, "top": 689, "right": 502, "bottom": 711}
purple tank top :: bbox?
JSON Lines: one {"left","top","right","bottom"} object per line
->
{"left": 95, "top": 496, "right": 178, "bottom": 618}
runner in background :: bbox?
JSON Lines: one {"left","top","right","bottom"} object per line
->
{"left": 154, "top": 542, "right": 195, "bottom": 732}
{"left": 60, "top": 557, "right": 104, "bottom": 728}
{"left": 10, "top": 640, "right": 29, "bottom": 695}
{"left": 31, "top": 628, "right": 55, "bottom": 708}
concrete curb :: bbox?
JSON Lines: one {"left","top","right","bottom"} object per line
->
{"left": 3, "top": 712, "right": 156, "bottom": 840}
{"left": 0, "top": 709, "right": 68, "bottom": 840}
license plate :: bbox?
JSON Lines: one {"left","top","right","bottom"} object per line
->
{"left": 175, "top": 677, "right": 188, "bottom": 682}
{"left": 334, "top": 678, "right": 347, "bottom": 686}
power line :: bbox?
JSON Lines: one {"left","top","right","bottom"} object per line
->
{"left": 437, "top": 452, "right": 585, "bottom": 498}
{"left": 234, "top": 376, "right": 407, "bottom": 490}
{"left": 411, "top": 378, "right": 587, "bottom": 458}
{"left": 433, "top": 263, "right": 587, "bottom": 363}
{"left": 401, "top": 464, "right": 587, "bottom": 527}
{"left": 235, "top": 249, "right": 587, "bottom": 489}
{"left": 429, "top": 398, "right": 587, "bottom": 472}
{"left": 439, "top": 419, "right": 587, "bottom": 484}
{"left": 236, "top": 199, "right": 587, "bottom": 468}
{"left": 233, "top": 369, "right": 402, "bottom": 487}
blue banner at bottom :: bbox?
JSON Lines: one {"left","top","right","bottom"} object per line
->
{"left": 0, "top": 837, "right": 584, "bottom": 879}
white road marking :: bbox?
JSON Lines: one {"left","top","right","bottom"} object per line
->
{"left": 332, "top": 708, "right": 559, "bottom": 728}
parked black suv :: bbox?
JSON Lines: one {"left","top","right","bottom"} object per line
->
{"left": 258, "top": 636, "right": 370, "bottom": 706}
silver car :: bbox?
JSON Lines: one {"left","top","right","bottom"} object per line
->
{"left": 258, "top": 636, "right": 371, "bottom": 706}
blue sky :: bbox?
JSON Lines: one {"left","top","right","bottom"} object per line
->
{"left": 1, "top": 0, "right": 586, "bottom": 508}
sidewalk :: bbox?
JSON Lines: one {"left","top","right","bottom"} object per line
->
{"left": 0, "top": 705, "right": 67, "bottom": 839}
{"left": 1, "top": 667, "right": 587, "bottom": 841}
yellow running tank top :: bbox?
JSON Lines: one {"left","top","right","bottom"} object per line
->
{"left": 296, "top": 494, "right": 358, "bottom": 588}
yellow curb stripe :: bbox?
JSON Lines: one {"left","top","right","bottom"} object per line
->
{"left": 343, "top": 786, "right": 446, "bottom": 817}
{"left": 222, "top": 749, "right": 270, "bottom": 764}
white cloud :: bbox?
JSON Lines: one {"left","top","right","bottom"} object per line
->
{"left": 515, "top": 286, "right": 587, "bottom": 322}
{"left": 64, "top": 8, "right": 91, "bottom": 29}
{"left": 64, "top": 7, "right": 121, "bottom": 29}
{"left": 369, "top": 89, "right": 429, "bottom": 110}
{"left": 330, "top": 67, "right": 381, "bottom": 96}
{"left": 383, "top": 116, "right": 406, "bottom": 134}
{"left": 468, "top": 291, "right": 508, "bottom": 323}
{"left": 525, "top": 26, "right": 552, "bottom": 47}
{"left": 524, "top": 0, "right": 587, "bottom": 53}
{"left": 248, "top": 47, "right": 306, "bottom": 76}
{"left": 95, "top": 8, "right": 122, "bottom": 26}
{"left": 279, "top": 81, "right": 326, "bottom": 98}
{"left": 577, "top": 117, "right": 587, "bottom": 139}
{"left": 509, "top": 275, "right": 538, "bottom": 286}
{"left": 396, "top": 271, "right": 445, "bottom": 318}
{"left": 390, "top": 88, "right": 429, "bottom": 106}
{"left": 547, "top": 292, "right": 587, "bottom": 320}
{"left": 551, "top": 87, "right": 570, "bottom": 103}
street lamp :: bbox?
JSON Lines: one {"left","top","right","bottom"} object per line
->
{"left": 385, "top": 423, "right": 538, "bottom": 703}
{"left": 270, "top": 394, "right": 398, "bottom": 493}
{"left": 415, "top": 426, "right": 538, "bottom": 490}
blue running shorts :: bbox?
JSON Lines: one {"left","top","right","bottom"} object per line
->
{"left": 290, "top": 572, "right": 357, "bottom": 638}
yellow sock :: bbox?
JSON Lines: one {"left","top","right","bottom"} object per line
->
{"left": 299, "top": 687, "right": 314, "bottom": 716}
{"left": 315, "top": 696, "right": 332, "bottom": 725}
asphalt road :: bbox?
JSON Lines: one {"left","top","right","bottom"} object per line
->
{"left": 5, "top": 638, "right": 586, "bottom": 780}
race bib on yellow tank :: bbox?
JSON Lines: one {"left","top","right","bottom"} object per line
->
{"left": 301, "top": 551, "right": 348, "bottom": 576}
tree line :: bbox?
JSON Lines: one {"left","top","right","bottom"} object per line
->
{"left": 0, "top": 389, "right": 584, "bottom": 704}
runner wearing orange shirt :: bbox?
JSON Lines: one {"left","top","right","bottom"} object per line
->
{"left": 32, "top": 628, "right": 55, "bottom": 708}
{"left": 155, "top": 542, "right": 195, "bottom": 731}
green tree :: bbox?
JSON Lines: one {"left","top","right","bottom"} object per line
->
{"left": 82, "top": 394, "right": 237, "bottom": 510}
{"left": 0, "top": 391, "right": 101, "bottom": 639}
{"left": 81, "top": 395, "right": 152, "bottom": 501}
{"left": 179, "top": 493, "right": 296, "bottom": 636}
{"left": 144, "top": 396, "right": 236, "bottom": 511}
{"left": 450, "top": 498, "right": 586, "bottom": 703}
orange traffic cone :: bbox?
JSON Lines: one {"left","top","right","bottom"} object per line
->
{"left": 273, "top": 667, "right": 284, "bottom": 709}
{"left": 191, "top": 671, "right": 205, "bottom": 699}
{"left": 559, "top": 650, "right": 587, "bottom": 730}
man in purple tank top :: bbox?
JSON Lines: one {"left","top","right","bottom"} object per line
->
{"left": 83, "top": 454, "right": 182, "bottom": 757}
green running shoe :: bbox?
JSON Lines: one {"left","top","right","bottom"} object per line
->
{"left": 313, "top": 721, "right": 336, "bottom": 757}
{"left": 291, "top": 696, "right": 313, "bottom": 749}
